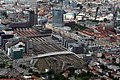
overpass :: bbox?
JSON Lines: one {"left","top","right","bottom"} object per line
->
{"left": 17, "top": 51, "right": 81, "bottom": 62}
{"left": 34, "top": 51, "right": 80, "bottom": 59}
{"left": 16, "top": 51, "right": 84, "bottom": 72}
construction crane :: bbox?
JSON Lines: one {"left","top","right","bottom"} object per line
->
{"left": 94, "top": 6, "right": 99, "bottom": 20}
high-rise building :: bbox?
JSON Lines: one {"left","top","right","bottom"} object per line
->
{"left": 116, "top": 11, "right": 120, "bottom": 27}
{"left": 29, "top": 10, "right": 38, "bottom": 27}
{"left": 52, "top": 8, "right": 64, "bottom": 27}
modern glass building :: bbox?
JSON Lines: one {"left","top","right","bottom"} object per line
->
{"left": 52, "top": 8, "right": 64, "bottom": 27}
{"left": 10, "top": 48, "right": 23, "bottom": 59}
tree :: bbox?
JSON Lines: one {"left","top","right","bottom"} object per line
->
{"left": 33, "top": 71, "right": 40, "bottom": 77}
{"left": 101, "top": 54, "right": 105, "bottom": 58}
{"left": 54, "top": 74, "right": 68, "bottom": 80}
{"left": 113, "top": 77, "right": 119, "bottom": 80}
{"left": 19, "top": 64, "right": 27, "bottom": 69}
{"left": 9, "top": 65, "right": 13, "bottom": 69}
{"left": 87, "top": 71, "right": 93, "bottom": 77}
{"left": 112, "top": 58, "right": 116, "bottom": 62}
{"left": 22, "top": 65, "right": 27, "bottom": 69}
{"left": 28, "top": 69, "right": 33, "bottom": 73}
{"left": 19, "top": 64, "right": 22, "bottom": 68}
{"left": 0, "top": 63, "right": 5, "bottom": 68}
{"left": 48, "top": 69, "right": 55, "bottom": 75}
{"left": 100, "top": 65, "right": 108, "bottom": 70}
{"left": 103, "top": 18, "right": 108, "bottom": 22}
{"left": 74, "top": 26, "right": 79, "bottom": 31}
{"left": 101, "top": 77, "right": 106, "bottom": 80}
{"left": 10, "top": 76, "right": 14, "bottom": 78}
{"left": 20, "top": 72, "right": 24, "bottom": 75}
{"left": 1, "top": 12, "right": 8, "bottom": 18}
{"left": 66, "top": 67, "right": 75, "bottom": 76}
{"left": 77, "top": 4, "right": 83, "bottom": 9}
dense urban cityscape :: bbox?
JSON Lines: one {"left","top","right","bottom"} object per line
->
{"left": 0, "top": 0, "right": 119, "bottom": 80}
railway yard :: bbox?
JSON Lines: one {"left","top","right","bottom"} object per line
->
{"left": 30, "top": 38, "right": 84, "bottom": 73}
{"left": 34, "top": 53, "right": 84, "bottom": 73}
{"left": 12, "top": 28, "right": 84, "bottom": 73}
{"left": 32, "top": 37, "right": 66, "bottom": 55}
{"left": 13, "top": 28, "right": 66, "bottom": 55}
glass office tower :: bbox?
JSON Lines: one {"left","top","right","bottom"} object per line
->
{"left": 52, "top": 8, "right": 64, "bottom": 27}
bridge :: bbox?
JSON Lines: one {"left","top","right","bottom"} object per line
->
{"left": 17, "top": 51, "right": 84, "bottom": 73}
{"left": 17, "top": 51, "right": 81, "bottom": 62}
{"left": 33, "top": 51, "right": 80, "bottom": 59}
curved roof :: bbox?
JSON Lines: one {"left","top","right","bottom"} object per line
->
{"left": 34, "top": 51, "right": 75, "bottom": 59}
{"left": 17, "top": 51, "right": 81, "bottom": 62}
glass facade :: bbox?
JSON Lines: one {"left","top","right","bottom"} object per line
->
{"left": 52, "top": 8, "right": 64, "bottom": 27}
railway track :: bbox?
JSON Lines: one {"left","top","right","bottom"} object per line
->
{"left": 34, "top": 53, "right": 84, "bottom": 73}
{"left": 31, "top": 37, "right": 66, "bottom": 55}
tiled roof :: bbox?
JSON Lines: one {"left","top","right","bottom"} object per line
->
{"left": 79, "top": 25, "right": 117, "bottom": 41}
{"left": 0, "top": 79, "right": 16, "bottom": 80}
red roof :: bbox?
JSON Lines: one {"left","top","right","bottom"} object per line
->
{"left": 0, "top": 79, "right": 16, "bottom": 80}
{"left": 80, "top": 26, "right": 116, "bottom": 39}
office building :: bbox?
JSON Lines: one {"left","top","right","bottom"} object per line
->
{"left": 29, "top": 10, "right": 38, "bottom": 27}
{"left": 52, "top": 8, "right": 64, "bottom": 27}
{"left": 10, "top": 48, "right": 23, "bottom": 59}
